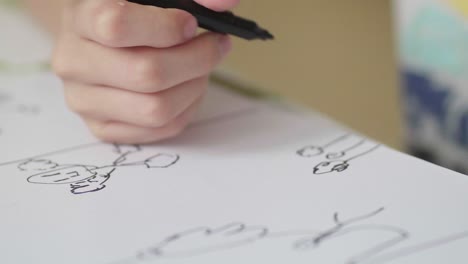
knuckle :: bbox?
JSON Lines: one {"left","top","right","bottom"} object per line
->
{"left": 89, "top": 122, "right": 113, "bottom": 142}
{"left": 165, "top": 120, "right": 186, "bottom": 138}
{"left": 64, "top": 90, "right": 86, "bottom": 115}
{"left": 131, "top": 56, "right": 165, "bottom": 91}
{"left": 51, "top": 46, "right": 72, "bottom": 79}
{"left": 139, "top": 96, "right": 172, "bottom": 127}
{"left": 155, "top": 9, "right": 191, "bottom": 46}
{"left": 208, "top": 38, "right": 223, "bottom": 66}
{"left": 199, "top": 37, "right": 222, "bottom": 71}
{"left": 91, "top": 1, "right": 128, "bottom": 45}
{"left": 167, "top": 10, "right": 193, "bottom": 40}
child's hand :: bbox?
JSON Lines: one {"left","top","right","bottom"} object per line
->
{"left": 52, "top": 0, "right": 238, "bottom": 144}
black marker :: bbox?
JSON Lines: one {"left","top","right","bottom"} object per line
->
{"left": 127, "top": 0, "right": 274, "bottom": 40}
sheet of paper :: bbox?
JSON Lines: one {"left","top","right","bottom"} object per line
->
{"left": 1, "top": 70, "right": 468, "bottom": 264}
{"left": 1, "top": 6, "right": 468, "bottom": 264}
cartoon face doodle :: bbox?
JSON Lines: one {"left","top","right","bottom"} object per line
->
{"left": 18, "top": 159, "right": 59, "bottom": 171}
{"left": 313, "top": 161, "right": 349, "bottom": 175}
{"left": 297, "top": 134, "right": 380, "bottom": 175}
{"left": 69, "top": 168, "right": 114, "bottom": 195}
{"left": 8, "top": 144, "right": 180, "bottom": 195}
{"left": 27, "top": 165, "right": 97, "bottom": 184}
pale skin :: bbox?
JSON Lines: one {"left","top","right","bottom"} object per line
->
{"left": 24, "top": 0, "right": 239, "bottom": 144}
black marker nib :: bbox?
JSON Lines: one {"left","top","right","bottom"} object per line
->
{"left": 255, "top": 28, "right": 274, "bottom": 40}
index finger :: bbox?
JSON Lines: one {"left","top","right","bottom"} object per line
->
{"left": 73, "top": 0, "right": 198, "bottom": 48}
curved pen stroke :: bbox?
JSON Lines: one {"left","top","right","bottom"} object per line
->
{"left": 325, "top": 138, "right": 366, "bottom": 160}
{"left": 109, "top": 207, "right": 468, "bottom": 264}
{"left": 345, "top": 144, "right": 381, "bottom": 163}
{"left": 0, "top": 142, "right": 102, "bottom": 167}
{"left": 292, "top": 207, "right": 387, "bottom": 249}
{"left": 330, "top": 225, "right": 410, "bottom": 264}
{"left": 365, "top": 230, "right": 468, "bottom": 264}
{"left": 111, "top": 208, "right": 396, "bottom": 263}
{"left": 0, "top": 106, "right": 258, "bottom": 168}
{"left": 297, "top": 134, "right": 351, "bottom": 158}
{"left": 323, "top": 134, "right": 352, "bottom": 148}
{"left": 112, "top": 144, "right": 142, "bottom": 166}
{"left": 136, "top": 222, "right": 270, "bottom": 259}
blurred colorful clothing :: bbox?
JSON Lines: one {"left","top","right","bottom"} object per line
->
{"left": 395, "top": 0, "right": 468, "bottom": 174}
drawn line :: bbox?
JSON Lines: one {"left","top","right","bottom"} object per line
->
{"left": 53, "top": 178, "right": 70, "bottom": 183}
{"left": 341, "top": 139, "right": 366, "bottom": 153}
{"left": 370, "top": 230, "right": 468, "bottom": 264}
{"left": 343, "top": 225, "right": 410, "bottom": 264}
{"left": 135, "top": 222, "right": 269, "bottom": 260}
{"left": 293, "top": 208, "right": 387, "bottom": 249}
{"left": 108, "top": 208, "right": 468, "bottom": 264}
{"left": 0, "top": 142, "right": 102, "bottom": 167}
{"left": 41, "top": 172, "right": 61, "bottom": 178}
{"left": 346, "top": 144, "right": 381, "bottom": 162}
{"left": 336, "top": 207, "right": 385, "bottom": 226}
{"left": 1, "top": 108, "right": 257, "bottom": 167}
{"left": 323, "top": 134, "right": 351, "bottom": 148}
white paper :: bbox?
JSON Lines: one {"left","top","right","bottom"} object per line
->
{"left": 1, "top": 7, "right": 468, "bottom": 264}
{"left": 1, "top": 71, "right": 468, "bottom": 264}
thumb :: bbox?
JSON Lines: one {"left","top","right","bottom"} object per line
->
{"left": 194, "top": 0, "right": 240, "bottom": 11}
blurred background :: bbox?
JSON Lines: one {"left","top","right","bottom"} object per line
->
{"left": 218, "top": 0, "right": 468, "bottom": 173}
{"left": 220, "top": 0, "right": 402, "bottom": 149}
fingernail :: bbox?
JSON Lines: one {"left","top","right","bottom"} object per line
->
{"left": 184, "top": 18, "right": 198, "bottom": 39}
{"left": 218, "top": 35, "right": 232, "bottom": 56}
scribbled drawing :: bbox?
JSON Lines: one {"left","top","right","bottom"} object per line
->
{"left": 286, "top": 209, "right": 468, "bottom": 264}
{"left": 6, "top": 144, "right": 179, "bottom": 195}
{"left": 287, "top": 208, "right": 410, "bottom": 264}
{"left": 113, "top": 208, "right": 468, "bottom": 264}
{"left": 133, "top": 209, "right": 404, "bottom": 262}
{"left": 297, "top": 134, "right": 380, "bottom": 174}
{"left": 16, "top": 104, "right": 40, "bottom": 115}
{"left": 0, "top": 93, "right": 40, "bottom": 116}
{"left": 0, "top": 91, "right": 40, "bottom": 137}
{"left": 136, "top": 223, "right": 269, "bottom": 260}
{"left": 25, "top": 164, "right": 115, "bottom": 195}
{"left": 0, "top": 107, "right": 260, "bottom": 194}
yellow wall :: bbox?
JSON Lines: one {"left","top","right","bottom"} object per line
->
{"left": 220, "top": 0, "right": 403, "bottom": 149}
